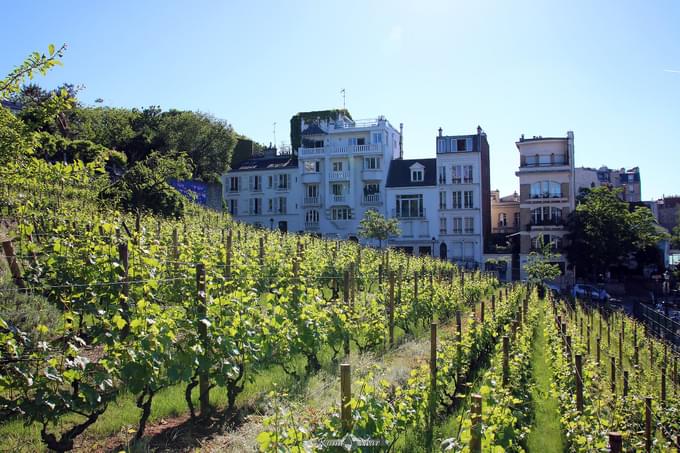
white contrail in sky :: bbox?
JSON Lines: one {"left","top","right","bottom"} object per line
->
{"left": 664, "top": 69, "right": 680, "bottom": 73}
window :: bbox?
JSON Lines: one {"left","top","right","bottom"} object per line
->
{"left": 438, "top": 166, "right": 447, "bottom": 184}
{"left": 437, "top": 138, "right": 446, "bottom": 153}
{"left": 452, "top": 166, "right": 462, "bottom": 184}
{"left": 332, "top": 161, "right": 344, "bottom": 172}
{"left": 229, "top": 176, "right": 240, "bottom": 192}
{"left": 268, "top": 198, "right": 273, "bottom": 212}
{"left": 305, "top": 209, "right": 319, "bottom": 223}
{"left": 452, "top": 242, "right": 463, "bottom": 257}
{"left": 411, "top": 169, "right": 424, "bottom": 182}
{"left": 331, "top": 207, "right": 352, "bottom": 220}
{"left": 372, "top": 132, "right": 383, "bottom": 144}
{"left": 464, "top": 243, "right": 474, "bottom": 259}
{"left": 304, "top": 160, "right": 320, "bottom": 173}
{"left": 452, "top": 191, "right": 462, "bottom": 209}
{"left": 396, "top": 194, "right": 424, "bottom": 218}
{"left": 227, "top": 199, "right": 238, "bottom": 215}
{"left": 249, "top": 175, "right": 261, "bottom": 191}
{"left": 532, "top": 235, "right": 563, "bottom": 250}
{"left": 499, "top": 213, "right": 507, "bottom": 227}
{"left": 514, "top": 212, "right": 520, "bottom": 227}
{"left": 464, "top": 217, "right": 474, "bottom": 234}
{"left": 463, "top": 165, "right": 473, "bottom": 184}
{"left": 363, "top": 183, "right": 380, "bottom": 197}
{"left": 249, "top": 198, "right": 261, "bottom": 215}
{"left": 530, "top": 181, "right": 562, "bottom": 198}
{"left": 439, "top": 191, "right": 447, "bottom": 209}
{"left": 531, "top": 207, "right": 562, "bottom": 225}
{"left": 332, "top": 183, "right": 345, "bottom": 196}
{"left": 276, "top": 197, "right": 287, "bottom": 214}
{"left": 267, "top": 175, "right": 273, "bottom": 188}
{"left": 364, "top": 157, "right": 380, "bottom": 169}
{"left": 439, "top": 217, "right": 447, "bottom": 234}
{"left": 306, "top": 184, "right": 319, "bottom": 197}
{"left": 457, "top": 138, "right": 468, "bottom": 151}
{"left": 538, "top": 154, "right": 551, "bottom": 165}
{"left": 464, "top": 191, "right": 474, "bottom": 208}
{"left": 277, "top": 174, "right": 289, "bottom": 190}
{"left": 525, "top": 154, "right": 538, "bottom": 166}
{"left": 452, "top": 217, "right": 463, "bottom": 234}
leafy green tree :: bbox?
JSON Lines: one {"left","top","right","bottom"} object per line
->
{"left": 158, "top": 110, "right": 237, "bottom": 182}
{"left": 523, "top": 234, "right": 562, "bottom": 289}
{"left": 100, "top": 150, "right": 192, "bottom": 217}
{"left": 358, "top": 209, "right": 401, "bottom": 248}
{"left": 566, "top": 186, "right": 665, "bottom": 278}
{"left": 671, "top": 210, "right": 680, "bottom": 249}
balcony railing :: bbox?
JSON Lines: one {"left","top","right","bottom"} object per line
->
{"left": 249, "top": 185, "right": 262, "bottom": 192}
{"left": 276, "top": 185, "right": 290, "bottom": 192}
{"left": 299, "top": 143, "right": 384, "bottom": 156}
{"left": 303, "top": 196, "right": 320, "bottom": 206}
{"left": 362, "top": 193, "right": 381, "bottom": 205}
{"left": 304, "top": 221, "right": 319, "bottom": 230}
{"left": 529, "top": 219, "right": 563, "bottom": 227}
{"left": 329, "top": 170, "right": 350, "bottom": 181}
{"left": 332, "top": 194, "right": 347, "bottom": 203}
{"left": 392, "top": 208, "right": 426, "bottom": 219}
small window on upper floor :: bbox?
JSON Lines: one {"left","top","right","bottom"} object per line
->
{"left": 411, "top": 169, "right": 423, "bottom": 182}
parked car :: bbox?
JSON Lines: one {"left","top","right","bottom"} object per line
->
{"left": 544, "top": 282, "right": 562, "bottom": 298}
{"left": 572, "top": 284, "right": 610, "bottom": 302}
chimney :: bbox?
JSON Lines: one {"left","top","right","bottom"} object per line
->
{"left": 438, "top": 127, "right": 443, "bottom": 137}
{"left": 520, "top": 134, "right": 524, "bottom": 141}
{"left": 477, "top": 125, "right": 482, "bottom": 135}
{"left": 399, "top": 123, "right": 404, "bottom": 159}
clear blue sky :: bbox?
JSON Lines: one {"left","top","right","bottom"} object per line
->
{"left": 2, "top": 0, "right": 679, "bottom": 200}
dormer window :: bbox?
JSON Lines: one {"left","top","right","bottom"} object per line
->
{"left": 409, "top": 162, "right": 425, "bottom": 182}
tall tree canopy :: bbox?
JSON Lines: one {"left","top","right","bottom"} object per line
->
{"left": 566, "top": 186, "right": 665, "bottom": 277}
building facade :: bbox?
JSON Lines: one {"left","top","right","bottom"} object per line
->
{"left": 221, "top": 147, "right": 302, "bottom": 232}
{"left": 490, "top": 190, "right": 520, "bottom": 235}
{"left": 385, "top": 158, "right": 438, "bottom": 255}
{"left": 434, "top": 127, "right": 491, "bottom": 267}
{"left": 515, "top": 132, "right": 576, "bottom": 279}
{"left": 296, "top": 113, "right": 402, "bottom": 239}
{"left": 574, "top": 166, "right": 641, "bottom": 202}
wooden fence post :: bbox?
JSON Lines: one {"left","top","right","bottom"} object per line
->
{"left": 428, "top": 322, "right": 437, "bottom": 448}
{"left": 258, "top": 236, "right": 264, "bottom": 267}
{"left": 623, "top": 370, "right": 629, "bottom": 397}
{"left": 196, "top": 263, "right": 210, "bottom": 417}
{"left": 661, "top": 366, "right": 667, "bottom": 403}
{"left": 597, "top": 337, "right": 601, "bottom": 364}
{"left": 225, "top": 229, "right": 232, "bottom": 280}
{"left": 587, "top": 327, "right": 591, "bottom": 355}
{"left": 575, "top": 354, "right": 584, "bottom": 412}
{"left": 341, "top": 364, "right": 352, "bottom": 433}
{"left": 480, "top": 300, "right": 485, "bottom": 324}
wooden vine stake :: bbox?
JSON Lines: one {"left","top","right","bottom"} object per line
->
{"left": 575, "top": 354, "right": 584, "bottom": 412}
{"left": 427, "top": 322, "right": 437, "bottom": 449}
{"left": 340, "top": 364, "right": 352, "bottom": 433}
{"left": 388, "top": 271, "right": 395, "bottom": 347}
{"left": 225, "top": 229, "right": 232, "bottom": 280}
{"left": 196, "top": 263, "right": 210, "bottom": 417}
{"left": 118, "top": 241, "right": 130, "bottom": 338}
{"left": 645, "top": 396, "right": 652, "bottom": 452}
{"left": 470, "top": 394, "right": 482, "bottom": 453}
{"left": 343, "top": 270, "right": 351, "bottom": 357}
{"left": 609, "top": 432, "right": 623, "bottom": 453}
{"left": 1, "top": 240, "right": 25, "bottom": 289}
{"left": 611, "top": 357, "right": 616, "bottom": 394}
{"left": 502, "top": 335, "right": 510, "bottom": 386}
{"left": 623, "top": 370, "right": 629, "bottom": 397}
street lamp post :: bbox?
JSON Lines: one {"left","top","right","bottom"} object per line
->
{"left": 431, "top": 237, "right": 436, "bottom": 258}
{"left": 270, "top": 218, "right": 274, "bottom": 230}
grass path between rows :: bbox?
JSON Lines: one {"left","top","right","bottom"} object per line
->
{"left": 527, "top": 305, "right": 565, "bottom": 453}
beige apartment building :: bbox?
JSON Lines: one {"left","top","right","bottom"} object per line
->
{"left": 515, "top": 132, "right": 575, "bottom": 279}
{"left": 490, "top": 189, "right": 520, "bottom": 235}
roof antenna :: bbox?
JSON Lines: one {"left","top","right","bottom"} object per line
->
{"left": 340, "top": 88, "right": 346, "bottom": 109}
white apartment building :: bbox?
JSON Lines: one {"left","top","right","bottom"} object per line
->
{"left": 435, "top": 127, "right": 491, "bottom": 268}
{"left": 221, "top": 147, "right": 302, "bottom": 232}
{"left": 296, "top": 113, "right": 402, "bottom": 239}
{"left": 385, "top": 158, "right": 439, "bottom": 255}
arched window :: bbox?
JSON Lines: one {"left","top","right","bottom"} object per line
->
{"left": 530, "top": 181, "right": 562, "bottom": 198}
{"left": 439, "top": 242, "right": 448, "bottom": 260}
